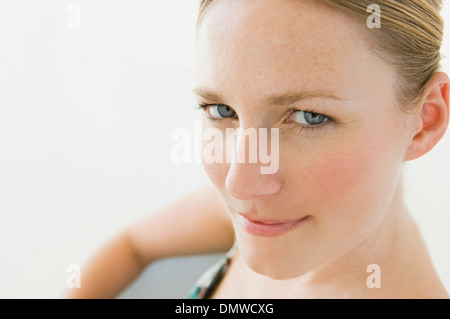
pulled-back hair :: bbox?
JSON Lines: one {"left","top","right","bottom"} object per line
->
{"left": 197, "top": 0, "right": 444, "bottom": 112}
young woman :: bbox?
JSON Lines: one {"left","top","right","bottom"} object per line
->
{"left": 64, "top": 0, "right": 449, "bottom": 298}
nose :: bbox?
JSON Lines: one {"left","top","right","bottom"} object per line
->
{"left": 225, "top": 127, "right": 281, "bottom": 200}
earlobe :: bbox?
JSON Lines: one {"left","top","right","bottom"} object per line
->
{"left": 404, "top": 72, "right": 450, "bottom": 162}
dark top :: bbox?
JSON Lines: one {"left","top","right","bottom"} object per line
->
{"left": 187, "top": 244, "right": 238, "bottom": 299}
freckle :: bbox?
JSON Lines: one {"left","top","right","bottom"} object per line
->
{"left": 304, "top": 154, "right": 367, "bottom": 205}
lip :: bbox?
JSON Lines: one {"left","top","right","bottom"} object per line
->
{"left": 237, "top": 213, "right": 305, "bottom": 237}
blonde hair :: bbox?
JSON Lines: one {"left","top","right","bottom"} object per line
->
{"left": 197, "top": 0, "right": 444, "bottom": 112}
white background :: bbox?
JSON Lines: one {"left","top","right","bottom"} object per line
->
{"left": 0, "top": 1, "right": 448, "bottom": 298}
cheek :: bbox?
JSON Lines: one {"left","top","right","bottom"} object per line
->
{"left": 201, "top": 124, "right": 229, "bottom": 188}
{"left": 292, "top": 126, "right": 402, "bottom": 216}
{"left": 300, "top": 151, "right": 369, "bottom": 205}
{"left": 202, "top": 161, "right": 228, "bottom": 188}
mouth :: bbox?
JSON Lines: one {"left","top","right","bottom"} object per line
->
{"left": 236, "top": 213, "right": 306, "bottom": 237}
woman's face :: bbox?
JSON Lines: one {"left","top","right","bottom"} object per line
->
{"left": 195, "top": 0, "right": 416, "bottom": 279}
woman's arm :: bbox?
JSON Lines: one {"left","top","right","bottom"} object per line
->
{"left": 61, "top": 184, "right": 234, "bottom": 299}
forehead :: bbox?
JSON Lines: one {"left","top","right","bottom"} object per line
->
{"left": 195, "top": 0, "right": 388, "bottom": 103}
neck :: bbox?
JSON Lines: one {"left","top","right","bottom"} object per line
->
{"left": 290, "top": 178, "right": 409, "bottom": 296}
{"left": 291, "top": 178, "right": 445, "bottom": 298}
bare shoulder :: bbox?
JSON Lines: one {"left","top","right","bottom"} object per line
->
{"left": 126, "top": 184, "right": 234, "bottom": 264}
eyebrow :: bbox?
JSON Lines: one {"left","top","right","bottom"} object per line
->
{"left": 192, "top": 87, "right": 348, "bottom": 106}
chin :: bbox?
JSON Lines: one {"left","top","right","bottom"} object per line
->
{"left": 235, "top": 228, "right": 315, "bottom": 281}
{"left": 253, "top": 264, "right": 304, "bottom": 281}
{"left": 241, "top": 245, "right": 311, "bottom": 280}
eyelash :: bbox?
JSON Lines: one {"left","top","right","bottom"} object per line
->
{"left": 194, "top": 103, "right": 235, "bottom": 124}
{"left": 194, "top": 103, "right": 334, "bottom": 133}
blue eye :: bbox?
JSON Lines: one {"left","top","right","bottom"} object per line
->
{"left": 209, "top": 104, "right": 236, "bottom": 118}
{"left": 292, "top": 111, "right": 328, "bottom": 125}
{"left": 197, "top": 104, "right": 237, "bottom": 119}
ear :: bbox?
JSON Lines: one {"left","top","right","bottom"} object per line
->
{"left": 404, "top": 72, "right": 450, "bottom": 162}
